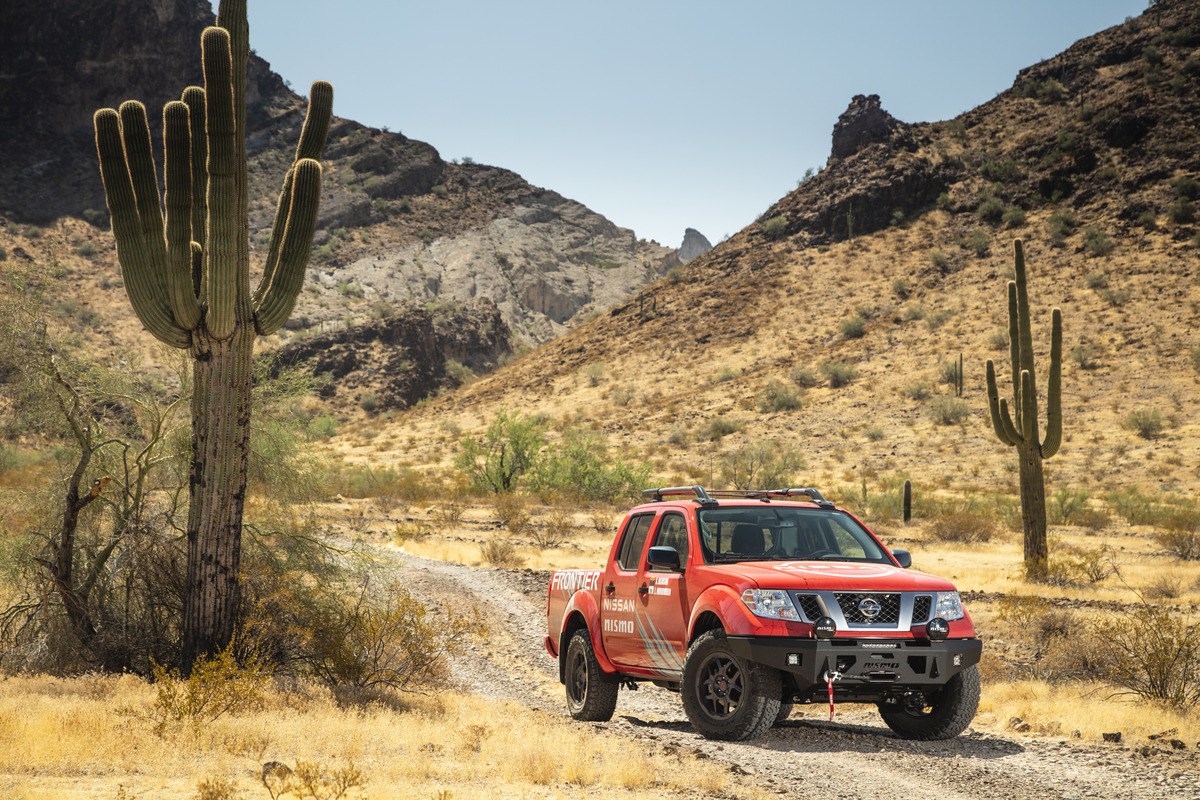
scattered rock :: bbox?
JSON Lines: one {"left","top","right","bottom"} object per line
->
{"left": 1103, "top": 732, "right": 1123, "bottom": 743}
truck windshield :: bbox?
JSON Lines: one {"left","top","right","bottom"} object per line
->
{"left": 696, "top": 506, "right": 890, "bottom": 564}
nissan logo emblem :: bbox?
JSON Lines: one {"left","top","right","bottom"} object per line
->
{"left": 858, "top": 597, "right": 883, "bottom": 619}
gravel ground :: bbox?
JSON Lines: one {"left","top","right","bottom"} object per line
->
{"left": 393, "top": 553, "right": 1200, "bottom": 800}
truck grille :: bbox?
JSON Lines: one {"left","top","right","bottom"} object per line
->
{"left": 835, "top": 592, "right": 901, "bottom": 624}
{"left": 912, "top": 595, "right": 932, "bottom": 624}
{"left": 796, "top": 594, "right": 824, "bottom": 621}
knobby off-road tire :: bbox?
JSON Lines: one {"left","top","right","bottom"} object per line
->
{"left": 773, "top": 701, "right": 794, "bottom": 727}
{"left": 682, "top": 630, "right": 782, "bottom": 741}
{"left": 879, "top": 663, "right": 980, "bottom": 740}
{"left": 564, "top": 629, "right": 618, "bottom": 721}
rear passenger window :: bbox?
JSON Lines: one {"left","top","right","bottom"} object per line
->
{"left": 616, "top": 514, "right": 654, "bottom": 571}
{"left": 650, "top": 513, "right": 689, "bottom": 570}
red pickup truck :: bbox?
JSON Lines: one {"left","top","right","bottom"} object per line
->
{"left": 546, "top": 486, "right": 981, "bottom": 741}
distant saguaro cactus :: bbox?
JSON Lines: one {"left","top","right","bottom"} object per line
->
{"left": 94, "top": 0, "right": 332, "bottom": 670}
{"left": 985, "top": 240, "right": 1062, "bottom": 579}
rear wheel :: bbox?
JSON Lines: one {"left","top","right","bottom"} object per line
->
{"left": 878, "top": 664, "right": 980, "bottom": 740}
{"left": 564, "top": 629, "right": 618, "bottom": 721}
{"left": 682, "top": 630, "right": 781, "bottom": 741}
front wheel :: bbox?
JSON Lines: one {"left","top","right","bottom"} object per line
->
{"left": 681, "top": 630, "right": 781, "bottom": 741}
{"left": 878, "top": 664, "right": 980, "bottom": 740}
{"left": 564, "top": 629, "right": 618, "bottom": 721}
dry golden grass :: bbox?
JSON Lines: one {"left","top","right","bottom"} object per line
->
{"left": 0, "top": 674, "right": 747, "bottom": 800}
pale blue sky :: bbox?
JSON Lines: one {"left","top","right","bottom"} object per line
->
{"left": 224, "top": 1, "right": 1149, "bottom": 247}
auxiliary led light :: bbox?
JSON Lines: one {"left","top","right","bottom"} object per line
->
{"left": 926, "top": 617, "right": 950, "bottom": 641}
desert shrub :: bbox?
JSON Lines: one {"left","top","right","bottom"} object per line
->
{"left": 936, "top": 360, "right": 962, "bottom": 386}
{"left": 987, "top": 327, "right": 1009, "bottom": 350}
{"left": 966, "top": 228, "right": 990, "bottom": 256}
{"left": 929, "top": 249, "right": 949, "bottom": 270}
{"left": 903, "top": 303, "right": 926, "bottom": 321}
{"left": 1123, "top": 408, "right": 1164, "bottom": 439}
{"left": 891, "top": 277, "right": 911, "bottom": 299}
{"left": 926, "top": 396, "right": 969, "bottom": 425}
{"left": 1002, "top": 206, "right": 1027, "bottom": 227}
{"left": 1081, "top": 226, "right": 1114, "bottom": 256}
{"left": 924, "top": 308, "right": 954, "bottom": 329}
{"left": 582, "top": 362, "right": 606, "bottom": 387}
{"left": 1191, "top": 345, "right": 1200, "bottom": 373}
{"left": 481, "top": 538, "right": 523, "bottom": 568}
{"left": 976, "top": 195, "right": 1006, "bottom": 223}
{"left": 530, "top": 507, "right": 576, "bottom": 549}
{"left": 713, "top": 367, "right": 738, "bottom": 383}
{"left": 455, "top": 409, "right": 546, "bottom": 493}
{"left": 530, "top": 426, "right": 650, "bottom": 502}
{"left": 840, "top": 314, "right": 867, "bottom": 339}
{"left": 302, "top": 578, "right": 478, "bottom": 691}
{"left": 789, "top": 365, "right": 818, "bottom": 388}
{"left": 1096, "top": 604, "right": 1200, "bottom": 707}
{"left": 1046, "top": 208, "right": 1077, "bottom": 240}
{"left": 495, "top": 492, "right": 531, "bottom": 537}
{"left": 716, "top": 438, "right": 805, "bottom": 490}
{"left": 1172, "top": 175, "right": 1200, "bottom": 199}
{"left": 757, "top": 379, "right": 802, "bottom": 413}
{"left": 1168, "top": 197, "right": 1196, "bottom": 224}
{"left": 903, "top": 380, "right": 931, "bottom": 401}
{"left": 144, "top": 646, "right": 271, "bottom": 734}
{"left": 1015, "top": 77, "right": 1065, "bottom": 102}
{"left": 761, "top": 215, "right": 788, "bottom": 240}
{"left": 863, "top": 424, "right": 885, "bottom": 441}
{"left": 980, "top": 158, "right": 1020, "bottom": 183}
{"left": 925, "top": 508, "right": 996, "bottom": 543}
{"left": 1048, "top": 485, "right": 1091, "bottom": 526}
{"left": 359, "top": 391, "right": 380, "bottom": 413}
{"left": 1156, "top": 528, "right": 1200, "bottom": 561}
{"left": 699, "top": 416, "right": 744, "bottom": 440}
{"left": 607, "top": 385, "right": 635, "bottom": 407}
{"left": 1085, "top": 271, "right": 1109, "bottom": 289}
{"left": 1100, "top": 287, "right": 1130, "bottom": 306}
{"left": 1070, "top": 343, "right": 1099, "bottom": 370}
{"left": 820, "top": 360, "right": 857, "bottom": 388}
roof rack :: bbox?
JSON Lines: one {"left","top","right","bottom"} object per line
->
{"left": 641, "top": 486, "right": 834, "bottom": 509}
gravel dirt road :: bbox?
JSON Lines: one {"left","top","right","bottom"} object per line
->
{"left": 395, "top": 552, "right": 1200, "bottom": 800}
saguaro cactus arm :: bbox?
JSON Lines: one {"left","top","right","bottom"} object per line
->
{"left": 94, "top": 106, "right": 193, "bottom": 349}
{"left": 985, "top": 359, "right": 1021, "bottom": 446}
{"left": 1040, "top": 308, "right": 1063, "bottom": 458}
{"left": 201, "top": 26, "right": 240, "bottom": 340}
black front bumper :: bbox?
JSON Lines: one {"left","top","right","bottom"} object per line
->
{"left": 726, "top": 635, "right": 981, "bottom": 694}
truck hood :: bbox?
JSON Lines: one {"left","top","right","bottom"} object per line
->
{"left": 718, "top": 561, "right": 959, "bottom": 592}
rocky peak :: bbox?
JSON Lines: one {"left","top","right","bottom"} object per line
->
{"left": 678, "top": 228, "right": 712, "bottom": 263}
{"left": 830, "top": 94, "right": 901, "bottom": 160}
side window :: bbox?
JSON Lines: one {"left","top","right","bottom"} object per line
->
{"left": 616, "top": 514, "right": 654, "bottom": 571}
{"left": 650, "top": 513, "right": 689, "bottom": 570}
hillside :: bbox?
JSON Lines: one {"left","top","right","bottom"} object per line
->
{"left": 0, "top": 0, "right": 673, "bottom": 349}
{"left": 348, "top": 0, "right": 1200, "bottom": 504}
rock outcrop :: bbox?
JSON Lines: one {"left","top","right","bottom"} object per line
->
{"left": 678, "top": 228, "right": 712, "bottom": 263}
{"left": 830, "top": 94, "right": 902, "bottom": 160}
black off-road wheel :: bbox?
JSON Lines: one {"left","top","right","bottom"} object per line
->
{"left": 879, "top": 664, "right": 980, "bottom": 740}
{"left": 564, "top": 629, "right": 618, "bottom": 721}
{"left": 681, "top": 630, "right": 781, "bottom": 741}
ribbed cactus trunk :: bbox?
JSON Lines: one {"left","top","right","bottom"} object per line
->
{"left": 985, "top": 240, "right": 1063, "bottom": 581}
{"left": 94, "top": 0, "right": 331, "bottom": 671}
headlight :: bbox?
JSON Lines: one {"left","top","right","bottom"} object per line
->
{"left": 933, "top": 591, "right": 965, "bottom": 621}
{"left": 741, "top": 589, "right": 801, "bottom": 621}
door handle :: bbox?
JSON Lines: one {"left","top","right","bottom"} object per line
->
{"left": 637, "top": 584, "right": 649, "bottom": 595}
{"left": 604, "top": 583, "right": 615, "bottom": 593}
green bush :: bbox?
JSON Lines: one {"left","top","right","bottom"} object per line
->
{"left": 1167, "top": 197, "right": 1196, "bottom": 224}
{"left": 820, "top": 360, "right": 857, "bottom": 388}
{"left": 966, "top": 228, "right": 990, "bottom": 256}
{"left": 926, "top": 396, "right": 970, "bottom": 425}
{"left": 980, "top": 158, "right": 1020, "bottom": 183}
{"left": 976, "top": 195, "right": 1006, "bottom": 223}
{"left": 716, "top": 438, "right": 805, "bottom": 490}
{"left": 1096, "top": 604, "right": 1200, "bottom": 707}
{"left": 699, "top": 416, "right": 744, "bottom": 440}
{"left": 757, "top": 380, "right": 802, "bottom": 413}
{"left": 891, "top": 277, "right": 911, "bottom": 299}
{"left": 1124, "top": 408, "right": 1165, "bottom": 439}
{"left": 455, "top": 409, "right": 547, "bottom": 493}
{"left": 359, "top": 391, "right": 380, "bottom": 413}
{"left": 1082, "top": 226, "right": 1114, "bottom": 256}
{"left": 530, "top": 427, "right": 650, "bottom": 502}
{"left": 926, "top": 508, "right": 996, "bottom": 543}
{"left": 790, "top": 366, "right": 818, "bottom": 388}
{"left": 761, "top": 215, "right": 788, "bottom": 240}
{"left": 1002, "top": 206, "right": 1027, "bottom": 227}
{"left": 840, "top": 314, "right": 868, "bottom": 339}
{"left": 903, "top": 380, "right": 931, "bottom": 401}
{"left": 987, "top": 327, "right": 1009, "bottom": 350}
{"left": 1084, "top": 271, "right": 1109, "bottom": 290}
{"left": 936, "top": 192, "right": 952, "bottom": 212}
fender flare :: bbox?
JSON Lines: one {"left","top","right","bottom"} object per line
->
{"left": 557, "top": 591, "right": 618, "bottom": 680}
{"left": 687, "top": 584, "right": 760, "bottom": 640}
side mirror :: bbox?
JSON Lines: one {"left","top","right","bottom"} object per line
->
{"left": 891, "top": 548, "right": 912, "bottom": 569}
{"left": 647, "top": 545, "right": 682, "bottom": 571}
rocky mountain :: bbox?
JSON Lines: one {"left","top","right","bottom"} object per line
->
{"left": 371, "top": 0, "right": 1200, "bottom": 499}
{"left": 0, "top": 0, "right": 673, "bottom": 348}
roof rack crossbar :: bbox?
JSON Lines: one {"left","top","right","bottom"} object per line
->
{"left": 641, "top": 486, "right": 833, "bottom": 508}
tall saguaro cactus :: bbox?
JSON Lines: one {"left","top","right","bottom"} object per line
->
{"left": 93, "top": 0, "right": 332, "bottom": 670}
{"left": 985, "top": 240, "right": 1062, "bottom": 579}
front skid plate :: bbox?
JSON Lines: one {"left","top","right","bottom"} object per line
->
{"left": 725, "top": 635, "right": 981, "bottom": 693}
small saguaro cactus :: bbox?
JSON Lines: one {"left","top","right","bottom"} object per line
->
{"left": 94, "top": 0, "right": 332, "bottom": 670}
{"left": 985, "top": 240, "right": 1062, "bottom": 579}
